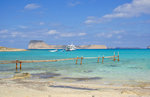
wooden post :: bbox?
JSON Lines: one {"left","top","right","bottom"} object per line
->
{"left": 114, "top": 52, "right": 116, "bottom": 61}
{"left": 16, "top": 60, "right": 18, "bottom": 70}
{"left": 76, "top": 56, "right": 78, "bottom": 64}
{"left": 80, "top": 56, "right": 83, "bottom": 65}
{"left": 102, "top": 55, "right": 104, "bottom": 64}
{"left": 20, "top": 62, "right": 22, "bottom": 70}
{"left": 117, "top": 52, "right": 120, "bottom": 61}
{"left": 97, "top": 57, "right": 100, "bottom": 63}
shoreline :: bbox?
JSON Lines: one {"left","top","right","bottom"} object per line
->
{"left": 0, "top": 50, "right": 27, "bottom": 52}
{"left": 0, "top": 46, "right": 27, "bottom": 52}
{"left": 0, "top": 73, "right": 150, "bottom": 97}
{"left": 0, "top": 77, "right": 150, "bottom": 97}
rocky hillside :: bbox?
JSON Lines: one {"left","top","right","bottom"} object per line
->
{"left": 28, "top": 40, "right": 107, "bottom": 49}
{"left": 28, "top": 40, "right": 65, "bottom": 49}
{"left": 0, "top": 46, "right": 27, "bottom": 52}
{"left": 76, "top": 45, "right": 107, "bottom": 49}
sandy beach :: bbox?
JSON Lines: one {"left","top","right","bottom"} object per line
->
{"left": 0, "top": 73, "right": 150, "bottom": 97}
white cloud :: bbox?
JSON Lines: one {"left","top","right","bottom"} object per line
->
{"left": 117, "top": 35, "right": 122, "bottom": 39}
{"left": 60, "top": 32, "right": 86, "bottom": 37}
{"left": 85, "top": 0, "right": 150, "bottom": 24}
{"left": 39, "top": 22, "right": 45, "bottom": 25}
{"left": 0, "top": 29, "right": 8, "bottom": 34}
{"left": 103, "top": 0, "right": 150, "bottom": 19}
{"left": 97, "top": 32, "right": 113, "bottom": 38}
{"left": 11, "top": 31, "right": 27, "bottom": 38}
{"left": 107, "top": 34, "right": 113, "bottom": 38}
{"left": 47, "top": 29, "right": 86, "bottom": 37}
{"left": 0, "top": 29, "right": 27, "bottom": 38}
{"left": 78, "top": 32, "right": 87, "bottom": 36}
{"left": 68, "top": 1, "right": 80, "bottom": 7}
{"left": 84, "top": 16, "right": 101, "bottom": 24}
{"left": 60, "top": 33, "right": 75, "bottom": 37}
{"left": 113, "top": 41, "right": 122, "bottom": 44}
{"left": 18, "top": 25, "right": 28, "bottom": 29}
{"left": 11, "top": 32, "right": 21, "bottom": 37}
{"left": 24, "top": 3, "right": 40, "bottom": 10}
{"left": 47, "top": 30, "right": 59, "bottom": 35}
{"left": 112, "top": 30, "right": 125, "bottom": 34}
{"left": 97, "top": 30, "right": 124, "bottom": 38}
{"left": 84, "top": 16, "right": 110, "bottom": 24}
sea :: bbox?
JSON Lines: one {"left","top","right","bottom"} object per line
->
{"left": 0, "top": 49, "right": 150, "bottom": 85}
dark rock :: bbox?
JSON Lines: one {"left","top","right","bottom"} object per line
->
{"left": 83, "top": 70, "right": 93, "bottom": 73}
{"left": 31, "top": 72, "right": 61, "bottom": 79}
{"left": 62, "top": 77, "right": 102, "bottom": 81}
{"left": 49, "top": 85, "right": 98, "bottom": 90}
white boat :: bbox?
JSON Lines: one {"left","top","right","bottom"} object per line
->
{"left": 65, "top": 44, "right": 76, "bottom": 51}
{"left": 49, "top": 49, "right": 58, "bottom": 52}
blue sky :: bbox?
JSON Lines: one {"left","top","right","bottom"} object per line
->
{"left": 0, "top": 0, "right": 150, "bottom": 48}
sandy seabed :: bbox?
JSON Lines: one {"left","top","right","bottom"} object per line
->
{"left": 0, "top": 76, "right": 150, "bottom": 97}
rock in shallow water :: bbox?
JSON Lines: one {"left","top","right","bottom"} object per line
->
{"left": 62, "top": 77, "right": 102, "bottom": 81}
{"left": 31, "top": 72, "right": 61, "bottom": 79}
{"left": 13, "top": 73, "right": 31, "bottom": 79}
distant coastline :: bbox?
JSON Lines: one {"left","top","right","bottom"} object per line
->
{"left": 1, "top": 40, "right": 149, "bottom": 51}
{"left": 108, "top": 47, "right": 142, "bottom": 49}
{"left": 28, "top": 40, "right": 107, "bottom": 49}
{"left": 0, "top": 46, "right": 27, "bottom": 52}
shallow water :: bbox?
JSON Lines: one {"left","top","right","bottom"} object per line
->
{"left": 0, "top": 49, "right": 150, "bottom": 84}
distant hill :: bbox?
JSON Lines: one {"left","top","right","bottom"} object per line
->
{"left": 28, "top": 40, "right": 107, "bottom": 49}
{"left": 28, "top": 40, "right": 66, "bottom": 49}
{"left": 0, "top": 46, "right": 27, "bottom": 52}
{"left": 147, "top": 46, "right": 150, "bottom": 49}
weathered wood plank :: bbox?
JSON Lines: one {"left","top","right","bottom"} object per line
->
{"left": 0, "top": 55, "right": 119, "bottom": 64}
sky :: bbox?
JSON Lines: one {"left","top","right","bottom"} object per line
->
{"left": 0, "top": 0, "right": 150, "bottom": 49}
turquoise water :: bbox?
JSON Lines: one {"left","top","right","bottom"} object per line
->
{"left": 0, "top": 49, "right": 150, "bottom": 84}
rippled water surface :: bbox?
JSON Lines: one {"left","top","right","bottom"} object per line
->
{"left": 0, "top": 49, "right": 150, "bottom": 84}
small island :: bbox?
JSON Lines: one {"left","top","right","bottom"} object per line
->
{"left": 0, "top": 46, "right": 27, "bottom": 52}
{"left": 28, "top": 40, "right": 107, "bottom": 49}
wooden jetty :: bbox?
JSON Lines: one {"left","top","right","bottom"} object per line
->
{"left": 0, "top": 52, "right": 120, "bottom": 70}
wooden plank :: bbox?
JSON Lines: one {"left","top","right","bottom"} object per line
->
{"left": 0, "top": 55, "right": 119, "bottom": 65}
{"left": 0, "top": 57, "right": 80, "bottom": 64}
{"left": 84, "top": 57, "right": 98, "bottom": 59}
